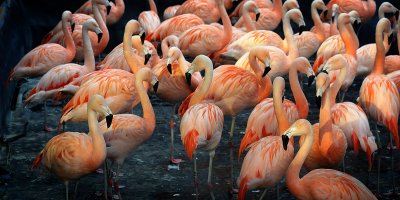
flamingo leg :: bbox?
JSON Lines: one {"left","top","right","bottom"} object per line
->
{"left": 193, "top": 151, "right": 199, "bottom": 200}
{"left": 104, "top": 160, "right": 109, "bottom": 200}
{"left": 65, "top": 181, "right": 69, "bottom": 200}
{"left": 169, "top": 104, "right": 182, "bottom": 166}
{"left": 229, "top": 116, "right": 236, "bottom": 142}
{"left": 259, "top": 188, "right": 268, "bottom": 200}
{"left": 374, "top": 122, "right": 381, "bottom": 194}
{"left": 73, "top": 180, "right": 79, "bottom": 200}
{"left": 113, "top": 164, "right": 123, "bottom": 200}
{"left": 43, "top": 101, "right": 56, "bottom": 132}
{"left": 388, "top": 135, "right": 399, "bottom": 196}
{"left": 229, "top": 116, "right": 236, "bottom": 191}
{"left": 208, "top": 151, "right": 215, "bottom": 200}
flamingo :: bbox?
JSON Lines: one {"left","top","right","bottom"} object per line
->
{"left": 75, "top": 0, "right": 125, "bottom": 26}
{"left": 229, "top": 0, "right": 273, "bottom": 18}
{"left": 163, "top": 5, "right": 181, "bottom": 20}
{"left": 310, "top": 3, "right": 337, "bottom": 39}
{"left": 359, "top": 18, "right": 400, "bottom": 194}
{"left": 282, "top": 119, "right": 377, "bottom": 200}
{"left": 299, "top": 72, "right": 347, "bottom": 170}
{"left": 384, "top": 13, "right": 400, "bottom": 74}
{"left": 180, "top": 55, "right": 224, "bottom": 199}
{"left": 8, "top": 10, "right": 75, "bottom": 80}
{"left": 178, "top": 0, "right": 232, "bottom": 58}
{"left": 233, "top": 0, "right": 261, "bottom": 32}
{"left": 239, "top": 56, "right": 315, "bottom": 156}
{"left": 59, "top": 20, "right": 145, "bottom": 124}
{"left": 146, "top": 35, "right": 180, "bottom": 68}
{"left": 321, "top": 54, "right": 377, "bottom": 170}
{"left": 322, "top": 0, "right": 376, "bottom": 23}
{"left": 237, "top": 77, "right": 294, "bottom": 200}
{"left": 138, "top": 0, "right": 161, "bottom": 35}
{"left": 24, "top": 19, "right": 102, "bottom": 131}
{"left": 98, "top": 68, "right": 158, "bottom": 200}
{"left": 32, "top": 94, "right": 113, "bottom": 200}
{"left": 174, "top": 0, "right": 234, "bottom": 24}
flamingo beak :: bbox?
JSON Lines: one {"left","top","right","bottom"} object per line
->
{"left": 262, "top": 65, "right": 271, "bottom": 77}
{"left": 140, "top": 32, "right": 146, "bottom": 44}
{"left": 106, "top": 114, "right": 113, "bottom": 128}
{"left": 308, "top": 75, "right": 315, "bottom": 87}
{"left": 153, "top": 81, "right": 159, "bottom": 93}
{"left": 319, "top": 69, "right": 328, "bottom": 75}
{"left": 71, "top": 22, "right": 75, "bottom": 33}
{"left": 167, "top": 64, "right": 172, "bottom": 74}
{"left": 282, "top": 135, "right": 289, "bottom": 151}
{"left": 255, "top": 11, "right": 260, "bottom": 22}
{"left": 107, "top": 5, "right": 112, "bottom": 15}
{"left": 316, "top": 96, "right": 322, "bottom": 109}
{"left": 97, "top": 32, "right": 103, "bottom": 43}
{"left": 185, "top": 72, "right": 192, "bottom": 86}
{"left": 144, "top": 53, "right": 151, "bottom": 65}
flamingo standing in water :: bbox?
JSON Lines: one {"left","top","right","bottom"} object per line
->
{"left": 359, "top": 18, "right": 400, "bottom": 194}
{"left": 299, "top": 72, "right": 347, "bottom": 170}
{"left": 139, "top": 0, "right": 161, "bottom": 35}
{"left": 75, "top": 0, "right": 125, "bottom": 26}
{"left": 323, "top": 0, "right": 376, "bottom": 23}
{"left": 180, "top": 55, "right": 224, "bottom": 199}
{"left": 239, "top": 56, "right": 314, "bottom": 156}
{"left": 98, "top": 68, "right": 158, "bottom": 200}
{"left": 237, "top": 77, "right": 294, "bottom": 200}
{"left": 282, "top": 119, "right": 377, "bottom": 200}
{"left": 32, "top": 94, "right": 113, "bottom": 200}
{"left": 25, "top": 19, "right": 102, "bottom": 131}
{"left": 8, "top": 11, "right": 75, "bottom": 80}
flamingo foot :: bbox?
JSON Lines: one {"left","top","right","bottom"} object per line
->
{"left": 43, "top": 126, "right": 56, "bottom": 132}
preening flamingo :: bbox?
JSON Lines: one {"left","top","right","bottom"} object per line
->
{"left": 282, "top": 119, "right": 377, "bottom": 200}
{"left": 239, "top": 56, "right": 314, "bottom": 156}
{"left": 384, "top": 13, "right": 400, "bottom": 74}
{"left": 323, "top": 0, "right": 376, "bottom": 23}
{"left": 229, "top": 0, "right": 273, "bottom": 18}
{"left": 8, "top": 11, "right": 76, "bottom": 80}
{"left": 75, "top": 0, "right": 125, "bottom": 26}
{"left": 174, "top": 0, "right": 233, "bottom": 24}
{"left": 359, "top": 18, "right": 400, "bottom": 194}
{"left": 99, "top": 68, "right": 158, "bottom": 200}
{"left": 139, "top": 0, "right": 161, "bottom": 35}
{"left": 32, "top": 94, "right": 113, "bottom": 200}
{"left": 163, "top": 5, "right": 181, "bottom": 20}
{"left": 180, "top": 55, "right": 224, "bottom": 199}
{"left": 233, "top": 1, "right": 261, "bottom": 31}
{"left": 25, "top": 19, "right": 102, "bottom": 131}
{"left": 178, "top": 0, "right": 232, "bottom": 58}
{"left": 237, "top": 77, "right": 294, "bottom": 200}
{"left": 310, "top": 2, "right": 336, "bottom": 39}
{"left": 299, "top": 72, "right": 347, "bottom": 170}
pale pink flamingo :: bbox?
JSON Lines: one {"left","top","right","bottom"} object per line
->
{"left": 237, "top": 77, "right": 294, "bottom": 200}
{"left": 229, "top": 0, "right": 273, "bottom": 18}
{"left": 98, "top": 68, "right": 158, "bottom": 200}
{"left": 359, "top": 18, "right": 400, "bottom": 194}
{"left": 145, "top": 14, "right": 204, "bottom": 42}
{"left": 163, "top": 5, "right": 181, "bottom": 20}
{"left": 146, "top": 35, "right": 180, "bottom": 68}
{"left": 32, "top": 94, "right": 113, "bottom": 200}
{"left": 310, "top": 3, "right": 338, "bottom": 39}
{"left": 323, "top": 0, "right": 376, "bottom": 23}
{"left": 174, "top": 0, "right": 234, "bottom": 24}
{"left": 25, "top": 19, "right": 102, "bottom": 131}
{"left": 239, "top": 56, "right": 314, "bottom": 156}
{"left": 60, "top": 20, "right": 145, "bottom": 124}
{"left": 139, "top": 0, "right": 161, "bottom": 35}
{"left": 282, "top": 119, "right": 377, "bottom": 200}
{"left": 75, "top": 0, "right": 125, "bottom": 26}
{"left": 384, "top": 13, "right": 400, "bottom": 74}
{"left": 8, "top": 11, "right": 76, "bottom": 80}
{"left": 180, "top": 55, "right": 224, "bottom": 199}
{"left": 178, "top": 0, "right": 232, "bottom": 58}
{"left": 321, "top": 54, "right": 377, "bottom": 170}
{"left": 299, "top": 72, "right": 348, "bottom": 170}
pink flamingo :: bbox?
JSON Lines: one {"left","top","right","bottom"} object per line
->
{"left": 32, "top": 94, "right": 113, "bottom": 200}
{"left": 8, "top": 11, "right": 75, "bottom": 80}
{"left": 359, "top": 18, "right": 400, "bottom": 194}
{"left": 178, "top": 0, "right": 232, "bottom": 58}
{"left": 138, "top": 0, "right": 161, "bottom": 35}
{"left": 299, "top": 72, "right": 347, "bottom": 170}
{"left": 239, "top": 56, "right": 315, "bottom": 156}
{"left": 98, "top": 68, "right": 158, "bottom": 200}
{"left": 323, "top": 0, "right": 376, "bottom": 23}
{"left": 229, "top": 0, "right": 272, "bottom": 18}
{"left": 282, "top": 119, "right": 377, "bottom": 200}
{"left": 384, "top": 14, "right": 400, "bottom": 74}
{"left": 237, "top": 77, "right": 294, "bottom": 200}
{"left": 75, "top": 0, "right": 125, "bottom": 25}
{"left": 310, "top": 3, "right": 338, "bottom": 39}
{"left": 25, "top": 19, "right": 102, "bottom": 131}
{"left": 174, "top": 0, "right": 234, "bottom": 24}
{"left": 163, "top": 5, "right": 181, "bottom": 20}
{"left": 180, "top": 55, "right": 224, "bottom": 199}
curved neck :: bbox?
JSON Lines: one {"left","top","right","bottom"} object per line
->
{"left": 93, "top": 2, "right": 109, "bottom": 49}
{"left": 330, "top": 12, "right": 339, "bottom": 35}
{"left": 177, "top": 54, "right": 188, "bottom": 75}
{"left": 283, "top": 13, "right": 298, "bottom": 60}
{"left": 219, "top": 0, "right": 233, "bottom": 45}
{"left": 189, "top": 64, "right": 213, "bottom": 106}
{"left": 124, "top": 35, "right": 141, "bottom": 74}
{"left": 319, "top": 84, "right": 333, "bottom": 144}
{"left": 272, "top": 0, "right": 283, "bottom": 13}
{"left": 148, "top": 0, "right": 157, "bottom": 13}
{"left": 87, "top": 107, "right": 105, "bottom": 158}
{"left": 373, "top": 23, "right": 386, "bottom": 74}
{"left": 288, "top": 61, "right": 308, "bottom": 119}
{"left": 242, "top": 6, "right": 256, "bottom": 31}
{"left": 62, "top": 17, "right": 76, "bottom": 60}
{"left": 248, "top": 49, "right": 264, "bottom": 77}
{"left": 339, "top": 20, "right": 358, "bottom": 56}
{"left": 311, "top": 5, "right": 326, "bottom": 41}
{"left": 135, "top": 76, "right": 155, "bottom": 133}
{"left": 330, "top": 65, "right": 347, "bottom": 105}
{"left": 274, "top": 88, "right": 290, "bottom": 135}
{"left": 82, "top": 26, "right": 95, "bottom": 72}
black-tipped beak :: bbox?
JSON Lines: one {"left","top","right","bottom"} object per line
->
{"left": 352, "top": 21, "right": 361, "bottom": 32}
{"left": 167, "top": 63, "right": 172, "bottom": 74}
{"left": 262, "top": 65, "right": 271, "bottom": 77}
{"left": 282, "top": 135, "right": 289, "bottom": 150}
{"left": 153, "top": 81, "right": 159, "bottom": 93}
{"left": 316, "top": 96, "right": 322, "bottom": 108}
{"left": 308, "top": 75, "right": 315, "bottom": 87}
{"left": 140, "top": 32, "right": 146, "bottom": 44}
{"left": 299, "top": 25, "right": 306, "bottom": 35}
{"left": 255, "top": 12, "right": 260, "bottom": 22}
{"left": 144, "top": 53, "right": 151, "bottom": 65}
{"left": 185, "top": 72, "right": 192, "bottom": 86}
{"left": 106, "top": 114, "right": 113, "bottom": 128}
{"left": 156, "top": 43, "right": 162, "bottom": 56}
{"left": 71, "top": 23, "right": 75, "bottom": 32}
{"left": 323, "top": 10, "right": 328, "bottom": 18}
{"left": 97, "top": 32, "right": 103, "bottom": 43}
{"left": 319, "top": 69, "right": 328, "bottom": 75}
{"left": 107, "top": 5, "right": 112, "bottom": 15}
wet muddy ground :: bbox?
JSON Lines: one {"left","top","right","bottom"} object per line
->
{"left": 1, "top": 59, "right": 400, "bottom": 200}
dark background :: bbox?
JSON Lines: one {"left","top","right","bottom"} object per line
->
{"left": 0, "top": 0, "right": 399, "bottom": 136}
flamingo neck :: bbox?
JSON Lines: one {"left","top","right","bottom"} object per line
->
{"left": 311, "top": 4, "right": 326, "bottom": 41}
{"left": 178, "top": 53, "right": 187, "bottom": 75}
{"left": 373, "top": 22, "right": 386, "bottom": 75}
{"left": 148, "top": 0, "right": 158, "bottom": 13}
{"left": 367, "top": 0, "right": 376, "bottom": 17}
{"left": 82, "top": 26, "right": 95, "bottom": 72}
{"left": 330, "top": 13, "right": 339, "bottom": 35}
{"left": 274, "top": 89, "right": 290, "bottom": 135}
{"left": 283, "top": 13, "right": 298, "bottom": 60}
{"left": 339, "top": 21, "right": 358, "bottom": 57}
{"left": 242, "top": 5, "right": 256, "bottom": 31}
{"left": 272, "top": 0, "right": 283, "bottom": 14}
{"left": 330, "top": 63, "right": 347, "bottom": 105}
{"left": 124, "top": 35, "right": 141, "bottom": 73}
{"left": 62, "top": 16, "right": 76, "bottom": 60}
{"left": 319, "top": 83, "right": 333, "bottom": 146}
{"left": 87, "top": 107, "right": 106, "bottom": 160}
{"left": 190, "top": 63, "right": 213, "bottom": 106}
{"left": 136, "top": 75, "right": 155, "bottom": 133}
{"left": 93, "top": 2, "right": 109, "bottom": 51}
{"left": 288, "top": 59, "right": 308, "bottom": 119}
{"left": 219, "top": 0, "right": 233, "bottom": 46}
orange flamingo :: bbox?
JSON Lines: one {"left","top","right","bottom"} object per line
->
{"left": 323, "top": 0, "right": 376, "bottom": 23}
{"left": 98, "top": 68, "right": 158, "bottom": 199}
{"left": 178, "top": 0, "right": 232, "bottom": 58}
{"left": 163, "top": 5, "right": 181, "bottom": 20}
{"left": 8, "top": 11, "right": 76, "bottom": 80}
{"left": 174, "top": 0, "right": 234, "bottom": 24}
{"left": 32, "top": 94, "right": 113, "bottom": 200}
{"left": 321, "top": 54, "right": 377, "bottom": 170}
{"left": 60, "top": 20, "right": 144, "bottom": 124}
{"left": 237, "top": 77, "right": 294, "bottom": 200}
{"left": 359, "top": 18, "right": 400, "bottom": 194}
{"left": 180, "top": 55, "right": 224, "bottom": 199}
{"left": 299, "top": 72, "right": 347, "bottom": 170}
{"left": 282, "top": 119, "right": 377, "bottom": 200}
{"left": 25, "top": 19, "right": 102, "bottom": 131}
{"left": 239, "top": 56, "right": 315, "bottom": 156}
{"left": 75, "top": 0, "right": 124, "bottom": 25}
{"left": 139, "top": 0, "right": 161, "bottom": 35}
